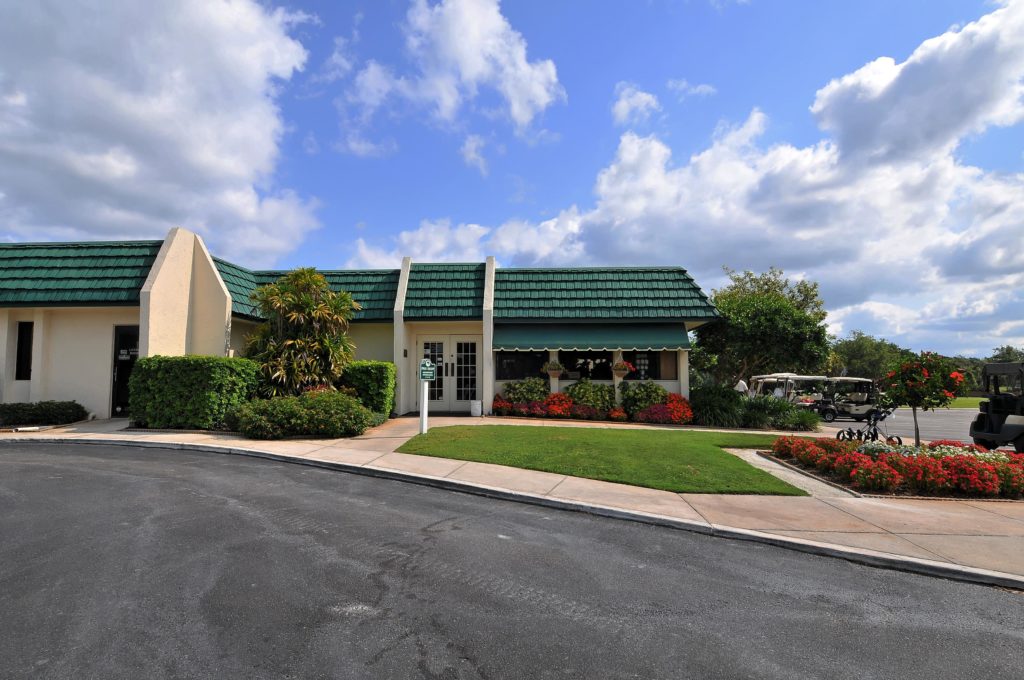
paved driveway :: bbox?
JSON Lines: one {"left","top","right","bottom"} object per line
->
{"left": 2, "top": 444, "right": 1022, "bottom": 679}
{"left": 824, "top": 407, "right": 980, "bottom": 443}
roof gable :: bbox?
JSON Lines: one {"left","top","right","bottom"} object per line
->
{"left": 0, "top": 241, "right": 161, "bottom": 307}
{"left": 404, "top": 263, "right": 485, "bottom": 320}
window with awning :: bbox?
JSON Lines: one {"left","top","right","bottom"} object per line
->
{"left": 492, "top": 323, "right": 691, "bottom": 352}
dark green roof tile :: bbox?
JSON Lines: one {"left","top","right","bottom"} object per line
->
{"left": 0, "top": 240, "right": 161, "bottom": 306}
{"left": 214, "top": 258, "right": 400, "bottom": 322}
{"left": 493, "top": 267, "right": 718, "bottom": 321}
{"left": 404, "top": 263, "right": 484, "bottom": 320}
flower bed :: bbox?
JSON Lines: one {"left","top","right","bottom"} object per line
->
{"left": 771, "top": 436, "right": 1024, "bottom": 498}
{"left": 492, "top": 391, "right": 693, "bottom": 425}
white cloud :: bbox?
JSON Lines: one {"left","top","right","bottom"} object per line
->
{"left": 352, "top": 2, "right": 1024, "bottom": 355}
{"left": 460, "top": 134, "right": 488, "bottom": 175}
{"left": 611, "top": 82, "right": 661, "bottom": 125}
{"left": 0, "top": 0, "right": 317, "bottom": 266}
{"left": 667, "top": 78, "right": 717, "bottom": 99}
{"left": 314, "top": 36, "right": 355, "bottom": 84}
{"left": 349, "top": 219, "right": 490, "bottom": 267}
{"left": 345, "top": 0, "right": 564, "bottom": 134}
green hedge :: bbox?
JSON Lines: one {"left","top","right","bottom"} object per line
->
{"left": 564, "top": 379, "right": 616, "bottom": 412}
{"left": 236, "top": 391, "right": 374, "bottom": 440}
{"left": 0, "top": 401, "right": 88, "bottom": 426}
{"left": 502, "top": 377, "right": 549, "bottom": 403}
{"left": 619, "top": 380, "right": 669, "bottom": 417}
{"left": 338, "top": 360, "right": 396, "bottom": 414}
{"left": 129, "top": 355, "right": 261, "bottom": 430}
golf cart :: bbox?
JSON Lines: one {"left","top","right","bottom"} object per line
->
{"left": 818, "top": 377, "right": 882, "bottom": 423}
{"left": 970, "top": 362, "right": 1024, "bottom": 452}
{"left": 748, "top": 373, "right": 828, "bottom": 409}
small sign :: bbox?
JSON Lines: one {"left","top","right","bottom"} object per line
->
{"left": 419, "top": 358, "right": 436, "bottom": 381}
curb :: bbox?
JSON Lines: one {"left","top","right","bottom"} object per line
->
{"left": 3, "top": 437, "right": 1023, "bottom": 591}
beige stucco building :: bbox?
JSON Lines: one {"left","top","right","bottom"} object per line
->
{"left": 0, "top": 228, "right": 718, "bottom": 418}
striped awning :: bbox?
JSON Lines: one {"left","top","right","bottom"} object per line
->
{"left": 493, "top": 323, "right": 690, "bottom": 351}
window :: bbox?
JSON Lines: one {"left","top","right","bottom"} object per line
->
{"left": 559, "top": 351, "right": 613, "bottom": 380}
{"left": 15, "top": 321, "right": 33, "bottom": 381}
{"left": 622, "top": 351, "right": 678, "bottom": 381}
{"left": 496, "top": 351, "right": 548, "bottom": 380}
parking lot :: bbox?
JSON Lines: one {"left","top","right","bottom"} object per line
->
{"left": 822, "top": 407, "right": 979, "bottom": 443}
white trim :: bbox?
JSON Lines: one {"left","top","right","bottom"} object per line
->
{"left": 393, "top": 257, "right": 412, "bottom": 414}
{"left": 482, "top": 255, "right": 496, "bottom": 413}
{"left": 494, "top": 345, "right": 690, "bottom": 351}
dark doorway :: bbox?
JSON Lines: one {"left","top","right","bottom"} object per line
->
{"left": 111, "top": 325, "right": 139, "bottom": 417}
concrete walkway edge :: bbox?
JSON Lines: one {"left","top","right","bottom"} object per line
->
{"left": 4, "top": 436, "right": 1023, "bottom": 591}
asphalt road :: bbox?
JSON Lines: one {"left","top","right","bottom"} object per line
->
{"left": 824, "top": 407, "right": 980, "bottom": 443}
{"left": 2, "top": 444, "right": 1022, "bottom": 680}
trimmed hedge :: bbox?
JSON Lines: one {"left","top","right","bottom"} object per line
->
{"left": 338, "top": 360, "right": 396, "bottom": 415}
{"left": 236, "top": 391, "right": 374, "bottom": 440}
{"left": 129, "top": 355, "right": 261, "bottom": 430}
{"left": 619, "top": 380, "right": 669, "bottom": 417}
{"left": 0, "top": 401, "right": 88, "bottom": 426}
{"left": 564, "top": 379, "right": 616, "bottom": 412}
{"left": 502, "top": 377, "right": 549, "bottom": 404}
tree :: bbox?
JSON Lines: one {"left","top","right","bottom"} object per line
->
{"left": 881, "top": 352, "right": 966, "bottom": 446}
{"left": 830, "top": 331, "right": 914, "bottom": 381}
{"left": 695, "top": 269, "right": 830, "bottom": 384}
{"left": 245, "top": 268, "right": 359, "bottom": 396}
{"left": 989, "top": 345, "right": 1024, "bottom": 363}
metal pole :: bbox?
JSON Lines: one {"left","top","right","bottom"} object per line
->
{"left": 419, "top": 379, "right": 428, "bottom": 434}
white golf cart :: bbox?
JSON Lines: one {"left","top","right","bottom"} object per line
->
{"left": 748, "top": 373, "right": 828, "bottom": 409}
{"left": 818, "top": 377, "right": 882, "bottom": 423}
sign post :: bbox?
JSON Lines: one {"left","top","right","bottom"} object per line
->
{"left": 418, "top": 358, "right": 436, "bottom": 434}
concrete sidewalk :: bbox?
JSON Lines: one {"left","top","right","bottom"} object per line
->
{"left": 4, "top": 417, "right": 1023, "bottom": 588}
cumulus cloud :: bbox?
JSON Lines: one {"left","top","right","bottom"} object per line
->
{"left": 460, "top": 134, "right": 488, "bottom": 175}
{"left": 0, "top": 0, "right": 317, "bottom": 266}
{"left": 667, "top": 78, "right": 717, "bottom": 99}
{"left": 351, "top": 2, "right": 1024, "bottom": 355}
{"left": 349, "top": 219, "right": 490, "bottom": 267}
{"left": 345, "top": 0, "right": 564, "bottom": 135}
{"left": 611, "top": 82, "right": 661, "bottom": 125}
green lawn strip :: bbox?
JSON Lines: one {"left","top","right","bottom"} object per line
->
{"left": 948, "top": 397, "right": 983, "bottom": 409}
{"left": 397, "top": 425, "right": 805, "bottom": 496}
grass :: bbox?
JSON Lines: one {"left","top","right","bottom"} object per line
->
{"left": 948, "top": 397, "right": 983, "bottom": 409}
{"left": 397, "top": 425, "right": 806, "bottom": 496}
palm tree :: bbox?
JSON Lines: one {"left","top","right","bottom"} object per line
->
{"left": 246, "top": 268, "right": 359, "bottom": 396}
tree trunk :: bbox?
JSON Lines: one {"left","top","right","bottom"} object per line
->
{"left": 912, "top": 405, "right": 920, "bottom": 447}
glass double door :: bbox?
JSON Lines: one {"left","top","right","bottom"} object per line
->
{"left": 418, "top": 335, "right": 481, "bottom": 412}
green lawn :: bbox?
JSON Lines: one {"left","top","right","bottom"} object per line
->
{"left": 949, "top": 397, "right": 983, "bottom": 409}
{"left": 397, "top": 425, "right": 805, "bottom": 496}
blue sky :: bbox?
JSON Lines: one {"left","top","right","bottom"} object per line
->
{"left": 0, "top": 0, "right": 1022, "bottom": 357}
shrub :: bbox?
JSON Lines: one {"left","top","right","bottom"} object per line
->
{"left": 0, "top": 401, "right": 88, "bottom": 426}
{"left": 492, "top": 395, "right": 512, "bottom": 416}
{"left": 129, "top": 356, "right": 261, "bottom": 430}
{"left": 236, "top": 391, "right": 374, "bottom": 440}
{"left": 502, "top": 377, "right": 549, "bottom": 404}
{"left": 890, "top": 455, "right": 950, "bottom": 495}
{"left": 690, "top": 383, "right": 744, "bottom": 428}
{"left": 741, "top": 395, "right": 791, "bottom": 429}
{"left": 544, "top": 393, "right": 573, "bottom": 418}
{"left": 608, "top": 407, "right": 628, "bottom": 422}
{"left": 564, "top": 379, "right": 616, "bottom": 412}
{"left": 777, "top": 408, "right": 820, "bottom": 432}
{"left": 570, "top": 404, "right": 604, "bottom": 420}
{"left": 337, "top": 360, "right": 396, "bottom": 415}
{"left": 634, "top": 394, "right": 694, "bottom": 425}
{"left": 834, "top": 452, "right": 872, "bottom": 480}
{"left": 851, "top": 461, "right": 903, "bottom": 492}
{"left": 995, "top": 463, "right": 1024, "bottom": 499}
{"left": 619, "top": 380, "right": 669, "bottom": 417}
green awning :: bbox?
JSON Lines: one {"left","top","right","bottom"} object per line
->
{"left": 493, "top": 323, "right": 690, "bottom": 351}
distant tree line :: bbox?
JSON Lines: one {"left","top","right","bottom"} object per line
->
{"left": 692, "top": 266, "right": 1022, "bottom": 392}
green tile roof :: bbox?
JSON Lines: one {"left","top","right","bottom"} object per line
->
{"left": 213, "top": 258, "right": 400, "bottom": 321}
{"left": 493, "top": 323, "right": 691, "bottom": 351}
{"left": 0, "top": 240, "right": 161, "bottom": 306}
{"left": 494, "top": 267, "right": 718, "bottom": 321}
{"left": 404, "top": 263, "right": 485, "bottom": 320}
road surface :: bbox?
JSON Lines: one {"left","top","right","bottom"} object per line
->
{"left": 1, "top": 444, "right": 1021, "bottom": 679}
{"left": 824, "top": 407, "right": 980, "bottom": 443}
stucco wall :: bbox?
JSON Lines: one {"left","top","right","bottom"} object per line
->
{"left": 228, "top": 317, "right": 260, "bottom": 356}
{"left": 350, "top": 323, "right": 395, "bottom": 362}
{"left": 0, "top": 307, "right": 140, "bottom": 418}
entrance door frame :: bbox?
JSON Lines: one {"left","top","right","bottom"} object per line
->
{"left": 415, "top": 334, "right": 482, "bottom": 413}
{"left": 110, "top": 324, "right": 140, "bottom": 417}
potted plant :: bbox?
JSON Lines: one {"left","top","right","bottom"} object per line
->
{"left": 542, "top": 361, "right": 564, "bottom": 379}
{"left": 612, "top": 360, "right": 635, "bottom": 379}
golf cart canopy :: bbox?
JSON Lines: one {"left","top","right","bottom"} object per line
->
{"left": 827, "top": 377, "right": 874, "bottom": 384}
{"left": 981, "top": 363, "right": 1024, "bottom": 378}
{"left": 980, "top": 363, "right": 1024, "bottom": 394}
